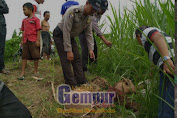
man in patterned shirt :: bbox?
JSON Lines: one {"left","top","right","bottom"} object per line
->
{"left": 135, "top": 26, "right": 175, "bottom": 118}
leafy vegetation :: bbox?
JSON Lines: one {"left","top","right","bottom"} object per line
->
{"left": 3, "top": 0, "right": 174, "bottom": 117}
{"left": 5, "top": 30, "right": 22, "bottom": 62}
{"left": 89, "top": 0, "right": 174, "bottom": 117}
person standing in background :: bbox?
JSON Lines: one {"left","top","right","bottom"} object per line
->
{"left": 79, "top": 0, "right": 112, "bottom": 73}
{"left": 61, "top": 0, "right": 79, "bottom": 17}
{"left": 18, "top": 3, "right": 42, "bottom": 80}
{"left": 41, "top": 11, "right": 51, "bottom": 60}
{"left": 0, "top": 1, "right": 32, "bottom": 117}
{"left": 31, "top": 0, "right": 44, "bottom": 20}
{"left": 31, "top": 0, "right": 45, "bottom": 57}
{"left": 0, "top": 0, "right": 9, "bottom": 74}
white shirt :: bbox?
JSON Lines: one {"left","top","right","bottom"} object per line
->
{"left": 31, "top": 0, "right": 41, "bottom": 20}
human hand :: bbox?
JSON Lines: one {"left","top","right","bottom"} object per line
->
{"left": 163, "top": 59, "right": 175, "bottom": 75}
{"left": 104, "top": 40, "right": 112, "bottom": 47}
{"left": 35, "top": 40, "right": 40, "bottom": 47}
{"left": 67, "top": 51, "right": 74, "bottom": 61}
{"left": 89, "top": 50, "right": 95, "bottom": 60}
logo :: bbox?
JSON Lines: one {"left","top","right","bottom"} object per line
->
{"left": 57, "top": 84, "right": 115, "bottom": 106}
{"left": 29, "top": 21, "right": 35, "bottom": 24}
{"left": 57, "top": 84, "right": 116, "bottom": 114}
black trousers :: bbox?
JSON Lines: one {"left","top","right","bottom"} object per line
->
{"left": 53, "top": 26, "right": 87, "bottom": 87}
{"left": 0, "top": 84, "right": 32, "bottom": 118}
{"left": 0, "top": 25, "right": 6, "bottom": 71}
{"left": 78, "top": 31, "right": 97, "bottom": 71}
{"left": 41, "top": 31, "right": 51, "bottom": 55}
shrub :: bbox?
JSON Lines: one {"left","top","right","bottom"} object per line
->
{"left": 5, "top": 30, "right": 22, "bottom": 62}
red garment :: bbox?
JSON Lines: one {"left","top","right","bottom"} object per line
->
{"left": 150, "top": 31, "right": 159, "bottom": 40}
{"left": 33, "top": 5, "right": 37, "bottom": 16}
{"left": 21, "top": 16, "right": 41, "bottom": 43}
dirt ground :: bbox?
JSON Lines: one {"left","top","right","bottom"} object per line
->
{"left": 0, "top": 60, "right": 67, "bottom": 118}
{"left": 0, "top": 60, "right": 137, "bottom": 118}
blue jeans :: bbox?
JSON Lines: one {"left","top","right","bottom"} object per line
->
{"left": 0, "top": 25, "right": 6, "bottom": 70}
{"left": 158, "top": 71, "right": 174, "bottom": 118}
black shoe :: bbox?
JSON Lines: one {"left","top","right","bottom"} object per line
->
{"left": 77, "top": 80, "right": 88, "bottom": 86}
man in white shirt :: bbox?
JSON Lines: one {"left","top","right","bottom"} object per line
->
{"left": 31, "top": 0, "right": 45, "bottom": 57}
{"left": 31, "top": 0, "right": 44, "bottom": 20}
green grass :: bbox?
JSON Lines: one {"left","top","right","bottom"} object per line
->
{"left": 89, "top": 0, "right": 174, "bottom": 117}
{"left": 2, "top": 0, "right": 175, "bottom": 118}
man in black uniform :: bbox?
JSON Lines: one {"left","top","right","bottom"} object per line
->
{"left": 0, "top": 1, "right": 32, "bottom": 117}
{"left": 0, "top": 0, "right": 9, "bottom": 74}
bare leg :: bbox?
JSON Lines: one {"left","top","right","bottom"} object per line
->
{"left": 21, "top": 59, "right": 27, "bottom": 76}
{"left": 34, "top": 60, "right": 39, "bottom": 74}
{"left": 47, "top": 55, "right": 50, "bottom": 60}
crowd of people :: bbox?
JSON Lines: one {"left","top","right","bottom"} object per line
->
{"left": 0, "top": 0, "right": 175, "bottom": 118}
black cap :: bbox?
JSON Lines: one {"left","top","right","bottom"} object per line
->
{"left": 88, "top": 0, "right": 101, "bottom": 11}
{"left": 101, "top": 0, "right": 108, "bottom": 11}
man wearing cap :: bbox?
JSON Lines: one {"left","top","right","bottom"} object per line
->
{"left": 53, "top": 0, "right": 101, "bottom": 87}
{"left": 79, "top": 0, "right": 112, "bottom": 73}
{"left": 61, "top": 0, "right": 79, "bottom": 17}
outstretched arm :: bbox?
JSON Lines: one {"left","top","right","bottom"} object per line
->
{"left": 92, "top": 16, "right": 112, "bottom": 47}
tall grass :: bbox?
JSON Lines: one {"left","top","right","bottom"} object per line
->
{"left": 90, "top": 0, "right": 174, "bottom": 117}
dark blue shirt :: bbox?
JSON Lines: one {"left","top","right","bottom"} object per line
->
{"left": 61, "top": 0, "right": 79, "bottom": 15}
